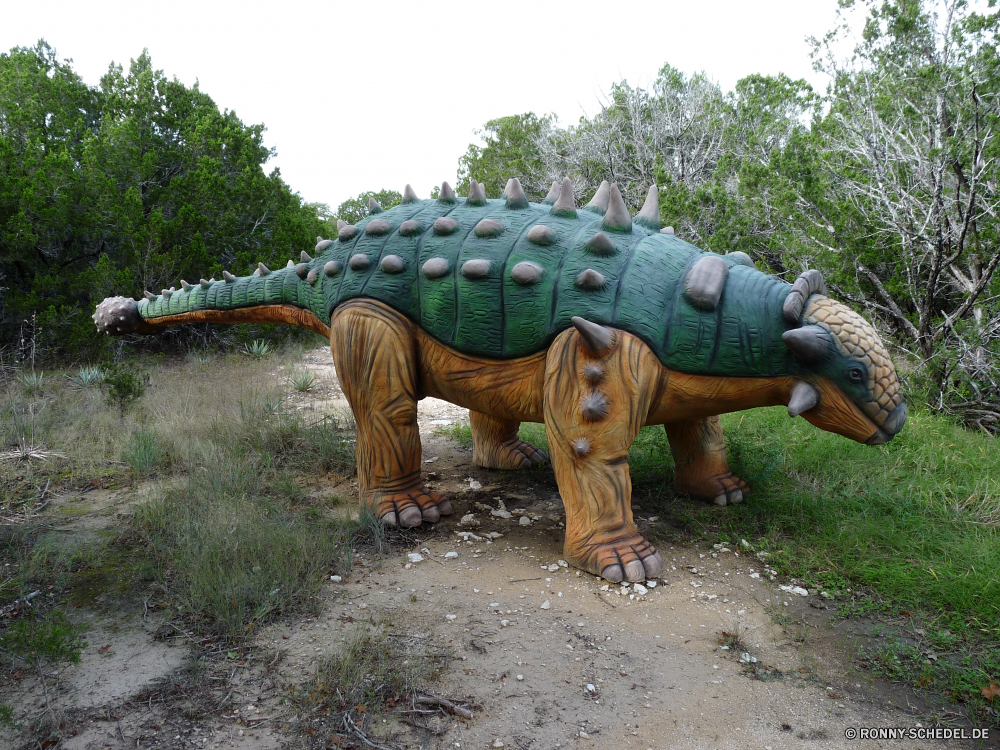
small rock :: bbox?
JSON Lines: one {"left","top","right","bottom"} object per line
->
{"left": 633, "top": 584, "right": 648, "bottom": 596}
{"left": 519, "top": 516, "right": 531, "bottom": 526}
{"left": 516, "top": 674, "right": 524, "bottom": 681}
{"left": 407, "top": 552, "right": 424, "bottom": 563}
{"left": 423, "top": 455, "right": 439, "bottom": 463}
{"left": 330, "top": 575, "right": 342, "bottom": 582}
{"left": 547, "top": 564, "right": 559, "bottom": 571}
{"left": 600, "top": 585, "right": 609, "bottom": 591}
{"left": 458, "top": 514, "right": 480, "bottom": 527}
{"left": 445, "top": 614, "right": 457, "bottom": 621}
{"left": 492, "top": 740, "right": 504, "bottom": 749}
{"left": 444, "top": 551, "right": 459, "bottom": 559}
{"left": 540, "top": 600, "right": 551, "bottom": 610}
{"left": 358, "top": 603, "right": 367, "bottom": 609}
{"left": 500, "top": 619, "right": 509, "bottom": 627}
{"left": 646, "top": 580, "right": 657, "bottom": 588}
{"left": 492, "top": 509, "right": 513, "bottom": 519}
{"left": 558, "top": 559, "right": 568, "bottom": 567}
{"left": 585, "top": 683, "right": 598, "bottom": 695}
{"left": 489, "top": 601, "right": 500, "bottom": 607}
{"left": 749, "top": 572, "right": 760, "bottom": 579}
{"left": 779, "top": 584, "right": 809, "bottom": 597}
{"left": 467, "top": 478, "right": 483, "bottom": 490}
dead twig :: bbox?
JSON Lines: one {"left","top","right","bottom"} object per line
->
{"left": 594, "top": 591, "right": 617, "bottom": 609}
{"left": 344, "top": 711, "right": 395, "bottom": 750}
{"left": 415, "top": 694, "right": 473, "bottom": 719}
{"left": 508, "top": 577, "right": 542, "bottom": 583}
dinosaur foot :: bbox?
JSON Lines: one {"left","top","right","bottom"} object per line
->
{"left": 567, "top": 533, "right": 664, "bottom": 583}
{"left": 476, "top": 439, "right": 549, "bottom": 470}
{"left": 677, "top": 471, "right": 750, "bottom": 507}
{"left": 376, "top": 488, "right": 453, "bottom": 527}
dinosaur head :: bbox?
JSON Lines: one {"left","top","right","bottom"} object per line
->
{"left": 783, "top": 296, "right": 906, "bottom": 445}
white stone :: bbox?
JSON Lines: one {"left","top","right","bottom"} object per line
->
{"left": 500, "top": 619, "right": 509, "bottom": 627}
{"left": 633, "top": 584, "right": 648, "bottom": 596}
{"left": 458, "top": 514, "right": 480, "bottom": 527}
{"left": 330, "top": 575, "right": 342, "bottom": 582}
{"left": 407, "top": 553, "right": 424, "bottom": 563}
{"left": 540, "top": 600, "right": 551, "bottom": 610}
{"left": 779, "top": 584, "right": 809, "bottom": 597}
{"left": 516, "top": 674, "right": 523, "bottom": 681}
{"left": 547, "top": 564, "right": 559, "bottom": 571}
{"left": 445, "top": 614, "right": 457, "bottom": 621}
{"left": 491, "top": 509, "right": 512, "bottom": 519}
{"left": 749, "top": 572, "right": 760, "bottom": 579}
{"left": 444, "top": 551, "right": 458, "bottom": 559}
{"left": 489, "top": 602, "right": 500, "bottom": 608}
{"left": 519, "top": 516, "right": 531, "bottom": 526}
{"left": 492, "top": 740, "right": 504, "bottom": 748}
{"left": 646, "top": 580, "right": 657, "bottom": 588}
{"left": 558, "top": 559, "right": 568, "bottom": 567}
{"left": 585, "top": 683, "right": 598, "bottom": 694}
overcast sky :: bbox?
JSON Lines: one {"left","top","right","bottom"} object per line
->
{"left": 4, "top": 0, "right": 844, "bottom": 210}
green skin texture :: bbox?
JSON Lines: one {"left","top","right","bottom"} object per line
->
{"left": 140, "top": 196, "right": 805, "bottom": 381}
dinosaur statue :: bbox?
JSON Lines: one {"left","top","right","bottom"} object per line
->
{"left": 94, "top": 177, "right": 907, "bottom": 583}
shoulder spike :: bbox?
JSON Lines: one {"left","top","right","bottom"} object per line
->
{"left": 683, "top": 255, "right": 729, "bottom": 310}
{"left": 180, "top": 280, "right": 192, "bottom": 291}
{"left": 401, "top": 184, "right": 418, "bottom": 203}
{"left": 300, "top": 251, "right": 313, "bottom": 263}
{"left": 161, "top": 288, "right": 172, "bottom": 299}
{"left": 787, "top": 381, "right": 820, "bottom": 417}
{"left": 634, "top": 184, "right": 660, "bottom": 230}
{"left": 550, "top": 177, "right": 576, "bottom": 217}
{"left": 542, "top": 181, "right": 560, "bottom": 205}
{"left": 501, "top": 178, "right": 514, "bottom": 199}
{"left": 467, "top": 180, "right": 487, "bottom": 206}
{"left": 286, "top": 260, "right": 295, "bottom": 268}
{"left": 316, "top": 236, "right": 323, "bottom": 244}
{"left": 295, "top": 263, "right": 309, "bottom": 279}
{"left": 660, "top": 226, "right": 675, "bottom": 235}
{"left": 584, "top": 180, "right": 611, "bottom": 215}
{"left": 337, "top": 219, "right": 346, "bottom": 231}
{"left": 199, "top": 279, "right": 211, "bottom": 289}
{"left": 439, "top": 181, "right": 457, "bottom": 202}
{"left": 602, "top": 184, "right": 632, "bottom": 233}
{"left": 258, "top": 263, "right": 271, "bottom": 276}
{"left": 571, "top": 316, "right": 612, "bottom": 354}
{"left": 143, "top": 290, "right": 155, "bottom": 300}
{"left": 223, "top": 271, "right": 236, "bottom": 282}
{"left": 368, "top": 197, "right": 383, "bottom": 214}
{"left": 505, "top": 178, "right": 529, "bottom": 210}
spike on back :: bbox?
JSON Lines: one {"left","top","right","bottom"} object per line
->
{"left": 634, "top": 184, "right": 660, "bottom": 230}
{"left": 401, "top": 184, "right": 418, "bottom": 203}
{"left": 467, "top": 180, "right": 487, "bottom": 206}
{"left": 550, "top": 177, "right": 576, "bottom": 217}
{"left": 368, "top": 197, "right": 383, "bottom": 214}
{"left": 542, "top": 181, "right": 560, "bottom": 205}
{"left": 602, "top": 184, "right": 632, "bottom": 233}
{"left": 505, "top": 178, "right": 529, "bottom": 210}
{"left": 501, "top": 178, "right": 514, "bottom": 199}
{"left": 439, "top": 181, "right": 457, "bottom": 203}
{"left": 337, "top": 219, "right": 346, "bottom": 231}
{"left": 584, "top": 180, "right": 611, "bottom": 215}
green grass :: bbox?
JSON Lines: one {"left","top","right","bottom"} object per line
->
{"left": 620, "top": 406, "right": 1000, "bottom": 712}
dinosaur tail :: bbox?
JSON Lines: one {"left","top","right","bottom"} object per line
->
{"left": 93, "top": 248, "right": 332, "bottom": 339}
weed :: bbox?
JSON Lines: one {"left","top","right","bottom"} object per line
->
{"left": 244, "top": 339, "right": 272, "bottom": 359}
{"left": 101, "top": 363, "right": 149, "bottom": 414}
{"left": 0, "top": 610, "right": 87, "bottom": 666}
{"left": 290, "top": 369, "right": 316, "bottom": 392}
{"left": 66, "top": 366, "right": 104, "bottom": 388}
{"left": 440, "top": 420, "right": 472, "bottom": 448}
{"left": 16, "top": 371, "right": 45, "bottom": 396}
{"left": 0, "top": 704, "right": 13, "bottom": 728}
{"left": 123, "top": 428, "right": 159, "bottom": 477}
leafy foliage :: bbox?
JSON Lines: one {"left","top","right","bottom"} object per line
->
{"left": 335, "top": 189, "right": 402, "bottom": 225}
{"left": 0, "top": 41, "right": 333, "bottom": 358}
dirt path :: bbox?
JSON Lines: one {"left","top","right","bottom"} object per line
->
{"left": 5, "top": 347, "right": 987, "bottom": 750}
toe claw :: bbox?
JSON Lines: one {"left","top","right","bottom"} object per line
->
{"left": 728, "top": 489, "right": 744, "bottom": 504}
{"left": 398, "top": 506, "right": 422, "bottom": 528}
{"left": 437, "top": 499, "right": 453, "bottom": 516}
{"left": 601, "top": 564, "right": 624, "bottom": 583}
{"left": 380, "top": 512, "right": 398, "bottom": 527}
{"left": 713, "top": 494, "right": 727, "bottom": 506}
{"left": 624, "top": 559, "right": 646, "bottom": 582}
{"left": 642, "top": 551, "right": 664, "bottom": 578}
{"left": 421, "top": 506, "right": 441, "bottom": 523}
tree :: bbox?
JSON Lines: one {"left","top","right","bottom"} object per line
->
{"left": 805, "top": 0, "right": 1000, "bottom": 428}
{"left": 0, "top": 42, "right": 333, "bottom": 357}
{"left": 457, "top": 113, "right": 554, "bottom": 200}
{"left": 335, "top": 190, "right": 402, "bottom": 225}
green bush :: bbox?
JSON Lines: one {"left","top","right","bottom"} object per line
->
{"left": 101, "top": 363, "right": 149, "bottom": 414}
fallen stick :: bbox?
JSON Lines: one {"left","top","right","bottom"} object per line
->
{"left": 415, "top": 695, "right": 473, "bottom": 719}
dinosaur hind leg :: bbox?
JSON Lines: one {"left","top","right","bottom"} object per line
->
{"left": 470, "top": 411, "right": 548, "bottom": 470}
{"left": 330, "top": 301, "right": 452, "bottom": 527}
{"left": 665, "top": 416, "right": 749, "bottom": 506}
{"left": 544, "top": 326, "right": 664, "bottom": 583}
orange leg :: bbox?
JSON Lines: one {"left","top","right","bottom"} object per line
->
{"left": 470, "top": 411, "right": 548, "bottom": 470}
{"left": 543, "top": 327, "right": 665, "bottom": 583}
{"left": 330, "top": 301, "right": 452, "bottom": 527}
{"left": 665, "top": 416, "right": 749, "bottom": 506}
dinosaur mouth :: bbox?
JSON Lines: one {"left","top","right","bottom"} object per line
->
{"left": 798, "top": 379, "right": 904, "bottom": 445}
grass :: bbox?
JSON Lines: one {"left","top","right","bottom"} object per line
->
{"left": 291, "top": 619, "right": 450, "bottom": 744}
{"left": 290, "top": 368, "right": 316, "bottom": 392}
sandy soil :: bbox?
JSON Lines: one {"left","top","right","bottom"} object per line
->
{"left": 3, "top": 347, "right": 993, "bottom": 750}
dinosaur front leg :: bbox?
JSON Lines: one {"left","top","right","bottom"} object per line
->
{"left": 543, "top": 322, "right": 664, "bottom": 583}
{"left": 330, "top": 301, "right": 452, "bottom": 527}
{"left": 665, "top": 416, "right": 749, "bottom": 506}
{"left": 469, "top": 411, "right": 548, "bottom": 470}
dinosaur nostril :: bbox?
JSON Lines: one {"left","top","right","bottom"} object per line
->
{"left": 882, "top": 402, "right": 907, "bottom": 435}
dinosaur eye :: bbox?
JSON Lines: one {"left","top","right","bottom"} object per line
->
{"left": 847, "top": 367, "right": 865, "bottom": 384}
